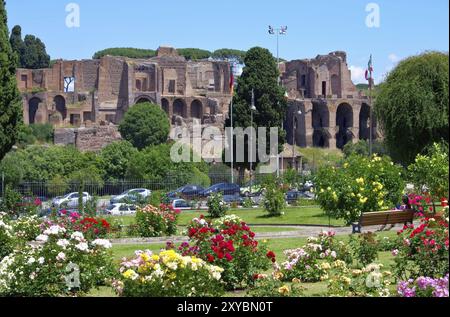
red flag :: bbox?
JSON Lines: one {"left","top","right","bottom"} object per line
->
{"left": 229, "top": 65, "right": 234, "bottom": 94}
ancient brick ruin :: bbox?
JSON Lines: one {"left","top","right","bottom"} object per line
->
{"left": 16, "top": 47, "right": 378, "bottom": 151}
{"left": 281, "top": 51, "right": 379, "bottom": 152}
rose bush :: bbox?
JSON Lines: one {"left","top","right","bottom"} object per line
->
{"left": 397, "top": 274, "right": 449, "bottom": 297}
{"left": 41, "top": 211, "right": 111, "bottom": 240}
{"left": 349, "top": 232, "right": 379, "bottom": 266}
{"left": 326, "top": 261, "right": 393, "bottom": 297}
{"left": 315, "top": 154, "right": 404, "bottom": 224}
{"left": 247, "top": 273, "right": 304, "bottom": 297}
{"left": 113, "top": 249, "right": 224, "bottom": 297}
{"left": 135, "top": 204, "right": 180, "bottom": 237}
{"left": 0, "top": 226, "right": 114, "bottom": 297}
{"left": 275, "top": 231, "right": 352, "bottom": 283}
{"left": 0, "top": 213, "right": 13, "bottom": 260}
{"left": 393, "top": 216, "right": 449, "bottom": 279}
{"left": 11, "top": 215, "right": 42, "bottom": 245}
{"left": 177, "top": 215, "right": 273, "bottom": 290}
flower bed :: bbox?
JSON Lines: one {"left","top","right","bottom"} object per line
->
{"left": 135, "top": 204, "right": 180, "bottom": 237}
{"left": 172, "top": 215, "right": 273, "bottom": 290}
{"left": 113, "top": 249, "right": 224, "bottom": 297}
{"left": 0, "top": 225, "right": 114, "bottom": 297}
{"left": 397, "top": 274, "right": 449, "bottom": 297}
{"left": 41, "top": 211, "right": 111, "bottom": 240}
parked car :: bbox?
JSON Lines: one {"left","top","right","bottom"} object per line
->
{"left": 223, "top": 195, "right": 244, "bottom": 206}
{"left": 286, "top": 191, "right": 315, "bottom": 204}
{"left": 199, "top": 183, "right": 240, "bottom": 197}
{"left": 240, "top": 182, "right": 264, "bottom": 197}
{"left": 170, "top": 199, "right": 192, "bottom": 210}
{"left": 105, "top": 203, "right": 137, "bottom": 216}
{"left": 167, "top": 185, "right": 205, "bottom": 200}
{"left": 52, "top": 192, "right": 92, "bottom": 208}
{"left": 110, "top": 188, "right": 151, "bottom": 204}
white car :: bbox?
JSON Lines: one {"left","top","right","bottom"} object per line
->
{"left": 171, "top": 199, "right": 192, "bottom": 210}
{"left": 52, "top": 192, "right": 92, "bottom": 208}
{"left": 105, "top": 203, "right": 137, "bottom": 216}
{"left": 110, "top": 188, "right": 152, "bottom": 204}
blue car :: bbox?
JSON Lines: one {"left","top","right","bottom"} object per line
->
{"left": 199, "top": 183, "right": 240, "bottom": 197}
{"left": 167, "top": 185, "right": 205, "bottom": 200}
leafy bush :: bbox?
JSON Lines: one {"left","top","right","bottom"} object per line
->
{"left": 343, "top": 140, "right": 387, "bottom": 158}
{"left": 262, "top": 183, "right": 286, "bottom": 217}
{"left": 207, "top": 192, "right": 228, "bottom": 218}
{"left": 99, "top": 141, "right": 138, "bottom": 181}
{"left": 393, "top": 217, "right": 449, "bottom": 279}
{"left": 0, "top": 227, "right": 114, "bottom": 296}
{"left": 135, "top": 204, "right": 180, "bottom": 237}
{"left": 408, "top": 142, "right": 449, "bottom": 201}
{"left": 349, "top": 232, "right": 379, "bottom": 266}
{"left": 183, "top": 215, "right": 273, "bottom": 290}
{"left": 113, "top": 249, "right": 224, "bottom": 297}
{"left": 315, "top": 154, "right": 405, "bottom": 224}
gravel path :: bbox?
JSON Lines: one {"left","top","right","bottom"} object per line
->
{"left": 110, "top": 223, "right": 411, "bottom": 245}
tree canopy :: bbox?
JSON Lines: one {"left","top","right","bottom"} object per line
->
{"left": 374, "top": 51, "right": 449, "bottom": 165}
{"left": 118, "top": 102, "right": 170, "bottom": 150}
{"left": 0, "top": 2, "right": 22, "bottom": 161}
{"left": 93, "top": 47, "right": 157, "bottom": 59}
{"left": 225, "top": 47, "right": 287, "bottom": 171}
{"left": 211, "top": 49, "right": 247, "bottom": 64}
{"left": 9, "top": 25, "right": 50, "bottom": 69}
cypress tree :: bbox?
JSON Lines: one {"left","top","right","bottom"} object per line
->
{"left": 0, "top": 0, "right": 22, "bottom": 161}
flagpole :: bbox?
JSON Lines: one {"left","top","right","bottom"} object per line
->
{"left": 369, "top": 55, "right": 373, "bottom": 157}
{"left": 230, "top": 97, "right": 234, "bottom": 184}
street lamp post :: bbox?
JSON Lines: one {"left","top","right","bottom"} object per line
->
{"left": 292, "top": 107, "right": 302, "bottom": 169}
{"left": 269, "top": 26, "right": 287, "bottom": 177}
{"left": 250, "top": 89, "right": 257, "bottom": 195}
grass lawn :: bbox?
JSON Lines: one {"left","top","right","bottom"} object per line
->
{"left": 89, "top": 230, "right": 400, "bottom": 297}
{"left": 105, "top": 206, "right": 345, "bottom": 229}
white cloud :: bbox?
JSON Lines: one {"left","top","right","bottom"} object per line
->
{"left": 349, "top": 65, "right": 367, "bottom": 84}
{"left": 388, "top": 53, "right": 400, "bottom": 63}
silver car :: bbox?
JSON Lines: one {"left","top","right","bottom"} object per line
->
{"left": 52, "top": 192, "right": 92, "bottom": 208}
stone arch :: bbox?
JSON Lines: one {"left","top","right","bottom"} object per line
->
{"left": 54, "top": 95, "right": 67, "bottom": 121}
{"left": 312, "top": 102, "right": 330, "bottom": 147}
{"left": 161, "top": 98, "right": 170, "bottom": 115}
{"left": 313, "top": 130, "right": 330, "bottom": 148}
{"left": 312, "top": 102, "right": 329, "bottom": 129}
{"left": 28, "top": 97, "right": 42, "bottom": 124}
{"left": 359, "top": 103, "right": 370, "bottom": 141}
{"left": 191, "top": 100, "right": 203, "bottom": 119}
{"left": 173, "top": 99, "right": 186, "bottom": 117}
{"left": 336, "top": 103, "right": 354, "bottom": 149}
{"left": 331, "top": 74, "right": 340, "bottom": 97}
{"left": 135, "top": 96, "right": 153, "bottom": 104}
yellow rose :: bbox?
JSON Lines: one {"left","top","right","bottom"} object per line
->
{"left": 278, "top": 286, "right": 290, "bottom": 295}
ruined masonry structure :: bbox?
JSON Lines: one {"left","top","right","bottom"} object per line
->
{"left": 16, "top": 47, "right": 378, "bottom": 151}
{"left": 281, "top": 51, "right": 380, "bottom": 150}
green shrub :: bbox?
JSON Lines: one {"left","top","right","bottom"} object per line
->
{"left": 262, "top": 184, "right": 286, "bottom": 217}
{"left": 207, "top": 192, "right": 228, "bottom": 218}
{"left": 247, "top": 276, "right": 304, "bottom": 297}
{"left": 349, "top": 232, "right": 379, "bottom": 266}
{"left": 0, "top": 213, "right": 13, "bottom": 260}
{"left": 315, "top": 154, "right": 405, "bottom": 224}
{"left": 408, "top": 142, "right": 449, "bottom": 201}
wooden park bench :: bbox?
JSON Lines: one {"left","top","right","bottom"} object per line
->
{"left": 352, "top": 209, "right": 415, "bottom": 234}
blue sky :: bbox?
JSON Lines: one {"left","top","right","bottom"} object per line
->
{"left": 5, "top": 0, "right": 449, "bottom": 84}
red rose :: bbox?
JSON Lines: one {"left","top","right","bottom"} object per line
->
{"left": 225, "top": 253, "right": 233, "bottom": 262}
{"left": 206, "top": 254, "right": 215, "bottom": 263}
